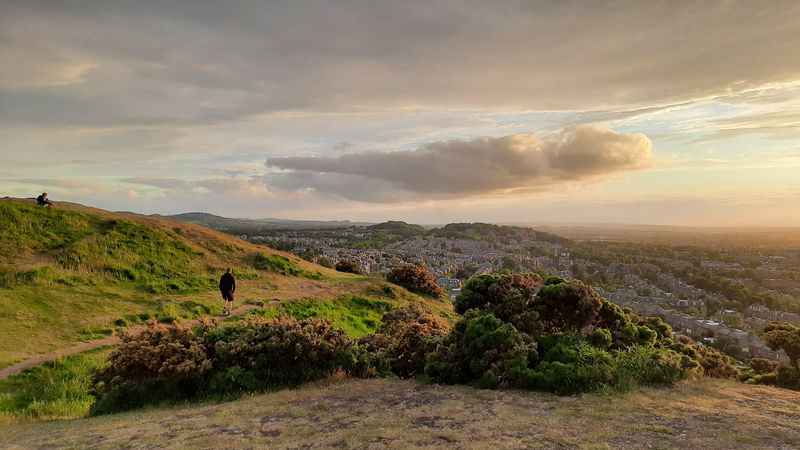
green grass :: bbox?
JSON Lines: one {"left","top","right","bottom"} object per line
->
{"left": 250, "top": 252, "right": 326, "bottom": 280}
{"left": 0, "top": 201, "right": 256, "bottom": 367}
{"left": 250, "top": 296, "right": 393, "bottom": 337}
{"left": 0, "top": 348, "right": 110, "bottom": 423}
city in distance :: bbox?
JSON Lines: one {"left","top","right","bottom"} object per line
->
{"left": 3, "top": 1, "right": 800, "bottom": 449}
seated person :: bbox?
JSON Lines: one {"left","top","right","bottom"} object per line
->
{"left": 36, "top": 192, "right": 53, "bottom": 207}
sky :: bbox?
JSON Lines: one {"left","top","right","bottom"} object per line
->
{"left": 2, "top": 1, "right": 800, "bottom": 226}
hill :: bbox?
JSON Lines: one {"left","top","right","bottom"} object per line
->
{"left": 4, "top": 377, "right": 800, "bottom": 449}
{"left": 164, "top": 212, "right": 370, "bottom": 232}
{"left": 0, "top": 199, "right": 440, "bottom": 369}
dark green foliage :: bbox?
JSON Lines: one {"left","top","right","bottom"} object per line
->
{"left": 425, "top": 311, "right": 537, "bottom": 388}
{"left": 454, "top": 273, "right": 543, "bottom": 335}
{"left": 387, "top": 264, "right": 443, "bottom": 298}
{"left": 535, "top": 279, "right": 602, "bottom": 334}
{"left": 589, "top": 328, "right": 613, "bottom": 349}
{"left": 776, "top": 366, "right": 800, "bottom": 390}
{"left": 520, "top": 336, "right": 616, "bottom": 394}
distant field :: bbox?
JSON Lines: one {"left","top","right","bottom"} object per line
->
{"left": 3, "top": 377, "right": 800, "bottom": 449}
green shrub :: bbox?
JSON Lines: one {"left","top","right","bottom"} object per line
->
{"left": 763, "top": 322, "right": 800, "bottom": 369}
{"left": 208, "top": 317, "right": 356, "bottom": 391}
{"left": 535, "top": 279, "right": 602, "bottom": 334}
{"left": 90, "top": 322, "right": 212, "bottom": 414}
{"left": 613, "top": 346, "right": 686, "bottom": 390}
{"left": 455, "top": 273, "right": 542, "bottom": 335}
{"left": 589, "top": 328, "right": 613, "bottom": 349}
{"left": 666, "top": 335, "right": 738, "bottom": 378}
{"left": 776, "top": 366, "right": 800, "bottom": 390}
{"left": 523, "top": 342, "right": 616, "bottom": 394}
{"left": 387, "top": 264, "right": 443, "bottom": 298}
{"left": 425, "top": 311, "right": 537, "bottom": 388}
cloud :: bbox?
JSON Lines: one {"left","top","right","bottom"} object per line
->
{"left": 266, "top": 125, "right": 651, "bottom": 202}
{"left": 123, "top": 176, "right": 273, "bottom": 199}
{"left": 2, "top": 1, "right": 800, "bottom": 130}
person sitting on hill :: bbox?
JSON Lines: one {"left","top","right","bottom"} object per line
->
{"left": 219, "top": 268, "right": 236, "bottom": 316}
{"left": 36, "top": 192, "right": 54, "bottom": 207}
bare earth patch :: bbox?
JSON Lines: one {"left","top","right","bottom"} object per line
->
{"left": 3, "top": 378, "right": 800, "bottom": 449}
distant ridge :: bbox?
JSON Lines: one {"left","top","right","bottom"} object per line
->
{"left": 162, "top": 212, "right": 373, "bottom": 231}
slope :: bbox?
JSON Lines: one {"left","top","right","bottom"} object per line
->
{"left": 0, "top": 198, "right": 444, "bottom": 369}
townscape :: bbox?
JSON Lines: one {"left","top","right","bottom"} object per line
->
{"left": 208, "top": 219, "right": 800, "bottom": 363}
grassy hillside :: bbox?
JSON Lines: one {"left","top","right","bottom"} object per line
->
{"left": 0, "top": 199, "right": 443, "bottom": 369}
{"left": 4, "top": 377, "right": 800, "bottom": 449}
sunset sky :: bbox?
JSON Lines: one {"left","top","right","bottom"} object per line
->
{"left": 2, "top": 1, "right": 800, "bottom": 225}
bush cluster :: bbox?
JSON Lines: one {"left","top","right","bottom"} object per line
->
{"left": 90, "top": 317, "right": 358, "bottom": 414}
{"left": 741, "top": 322, "right": 800, "bottom": 390}
{"left": 386, "top": 264, "right": 443, "bottom": 298}
{"left": 358, "top": 306, "right": 451, "bottom": 378}
{"left": 90, "top": 272, "right": 754, "bottom": 415}
{"left": 335, "top": 259, "right": 362, "bottom": 274}
{"left": 426, "top": 275, "right": 736, "bottom": 394}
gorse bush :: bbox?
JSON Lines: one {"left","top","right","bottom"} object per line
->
{"left": 90, "top": 321, "right": 212, "bottom": 414}
{"left": 88, "top": 272, "right": 753, "bottom": 416}
{"left": 424, "top": 274, "right": 738, "bottom": 394}
{"left": 335, "top": 259, "right": 362, "bottom": 274}
{"left": 90, "top": 316, "right": 361, "bottom": 414}
{"left": 454, "top": 273, "right": 543, "bottom": 335}
{"left": 425, "top": 311, "right": 536, "bottom": 389}
{"left": 387, "top": 264, "right": 443, "bottom": 298}
{"left": 207, "top": 316, "right": 355, "bottom": 391}
{"left": 359, "top": 306, "right": 450, "bottom": 378}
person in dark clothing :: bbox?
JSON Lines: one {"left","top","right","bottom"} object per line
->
{"left": 36, "top": 192, "right": 53, "bottom": 207}
{"left": 219, "top": 268, "right": 236, "bottom": 316}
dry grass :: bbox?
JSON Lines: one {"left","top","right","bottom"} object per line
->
{"left": 3, "top": 378, "right": 800, "bottom": 449}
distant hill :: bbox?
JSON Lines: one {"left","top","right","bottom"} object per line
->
{"left": 163, "top": 212, "right": 372, "bottom": 232}
{"left": 367, "top": 221, "right": 427, "bottom": 236}
{"left": 430, "top": 222, "right": 568, "bottom": 244}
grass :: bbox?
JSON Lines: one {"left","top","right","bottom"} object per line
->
{"left": 250, "top": 252, "right": 326, "bottom": 280}
{"left": 0, "top": 348, "right": 110, "bottom": 424}
{"left": 248, "top": 295, "right": 394, "bottom": 337}
{"left": 3, "top": 378, "right": 800, "bottom": 449}
{"left": 0, "top": 197, "right": 441, "bottom": 372}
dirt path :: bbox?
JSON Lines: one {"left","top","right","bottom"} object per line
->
{"left": 0, "top": 304, "right": 259, "bottom": 381}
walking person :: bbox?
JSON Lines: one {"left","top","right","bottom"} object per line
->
{"left": 219, "top": 268, "right": 236, "bottom": 316}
